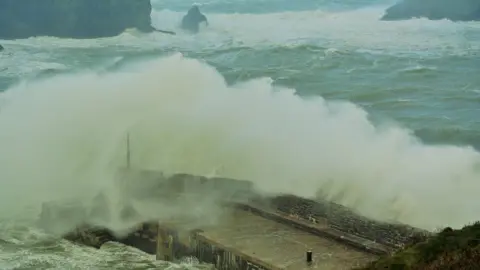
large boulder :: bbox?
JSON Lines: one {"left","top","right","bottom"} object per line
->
{"left": 0, "top": 0, "right": 154, "bottom": 39}
{"left": 381, "top": 0, "right": 480, "bottom": 21}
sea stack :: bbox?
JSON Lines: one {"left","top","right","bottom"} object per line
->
{"left": 0, "top": 0, "right": 155, "bottom": 39}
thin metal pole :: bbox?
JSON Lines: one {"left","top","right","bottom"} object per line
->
{"left": 126, "top": 132, "right": 131, "bottom": 168}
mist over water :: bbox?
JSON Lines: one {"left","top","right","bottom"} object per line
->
{"left": 0, "top": 53, "right": 479, "bottom": 232}
{"left": 1, "top": 0, "right": 480, "bottom": 268}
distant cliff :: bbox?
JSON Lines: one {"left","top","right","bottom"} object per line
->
{"left": 0, "top": 0, "right": 154, "bottom": 39}
{"left": 381, "top": 0, "right": 480, "bottom": 21}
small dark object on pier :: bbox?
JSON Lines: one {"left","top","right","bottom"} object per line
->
{"left": 306, "top": 250, "right": 313, "bottom": 264}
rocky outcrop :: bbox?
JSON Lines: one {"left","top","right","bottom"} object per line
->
{"left": 381, "top": 0, "right": 480, "bottom": 21}
{"left": 0, "top": 0, "right": 154, "bottom": 39}
{"left": 181, "top": 6, "right": 208, "bottom": 34}
{"left": 63, "top": 225, "right": 116, "bottom": 249}
{"left": 38, "top": 198, "right": 159, "bottom": 253}
{"left": 63, "top": 223, "right": 159, "bottom": 253}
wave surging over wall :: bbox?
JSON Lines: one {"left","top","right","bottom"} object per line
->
{"left": 0, "top": 54, "right": 479, "bottom": 232}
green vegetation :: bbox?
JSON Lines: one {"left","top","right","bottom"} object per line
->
{"left": 358, "top": 222, "right": 480, "bottom": 270}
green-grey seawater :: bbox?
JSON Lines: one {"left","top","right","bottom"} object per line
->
{"left": 0, "top": 0, "right": 479, "bottom": 269}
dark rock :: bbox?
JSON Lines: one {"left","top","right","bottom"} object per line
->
{"left": 119, "top": 222, "right": 159, "bottom": 254}
{"left": 38, "top": 199, "right": 159, "bottom": 252}
{"left": 181, "top": 5, "right": 208, "bottom": 34}
{"left": 0, "top": 45, "right": 3, "bottom": 51}
{"left": 62, "top": 222, "right": 160, "bottom": 253}
{"left": 0, "top": 0, "right": 155, "bottom": 39}
{"left": 63, "top": 225, "right": 116, "bottom": 249}
{"left": 381, "top": 0, "right": 480, "bottom": 21}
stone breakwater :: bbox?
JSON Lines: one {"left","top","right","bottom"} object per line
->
{"left": 250, "top": 194, "right": 430, "bottom": 249}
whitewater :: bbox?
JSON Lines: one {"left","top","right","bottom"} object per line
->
{"left": 1, "top": 0, "right": 480, "bottom": 269}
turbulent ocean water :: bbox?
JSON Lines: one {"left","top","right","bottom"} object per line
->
{"left": 1, "top": 0, "right": 480, "bottom": 268}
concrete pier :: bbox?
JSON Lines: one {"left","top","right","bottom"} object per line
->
{"left": 38, "top": 169, "right": 429, "bottom": 269}
{"left": 189, "top": 207, "right": 377, "bottom": 270}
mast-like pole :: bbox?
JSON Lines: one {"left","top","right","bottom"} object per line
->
{"left": 126, "top": 132, "right": 131, "bottom": 168}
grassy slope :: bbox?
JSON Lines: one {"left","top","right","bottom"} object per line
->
{"left": 357, "top": 222, "right": 480, "bottom": 270}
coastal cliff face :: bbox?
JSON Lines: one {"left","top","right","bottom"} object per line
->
{"left": 381, "top": 0, "right": 480, "bottom": 21}
{"left": 0, "top": 0, "right": 154, "bottom": 39}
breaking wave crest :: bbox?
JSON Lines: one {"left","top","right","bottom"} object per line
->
{"left": 0, "top": 53, "right": 479, "bottom": 232}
